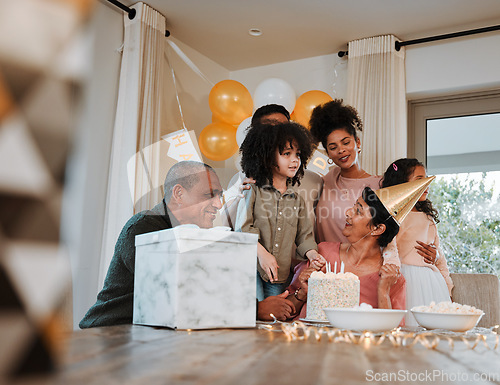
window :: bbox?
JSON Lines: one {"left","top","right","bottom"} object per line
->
{"left": 408, "top": 91, "right": 500, "bottom": 275}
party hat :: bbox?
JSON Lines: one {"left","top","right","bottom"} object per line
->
{"left": 374, "top": 176, "right": 436, "bottom": 225}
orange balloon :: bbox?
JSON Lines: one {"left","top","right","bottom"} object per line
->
{"left": 293, "top": 90, "right": 333, "bottom": 128}
{"left": 209, "top": 80, "right": 253, "bottom": 126}
{"left": 211, "top": 114, "right": 238, "bottom": 130}
{"left": 212, "top": 114, "right": 224, "bottom": 123}
{"left": 199, "top": 122, "right": 239, "bottom": 162}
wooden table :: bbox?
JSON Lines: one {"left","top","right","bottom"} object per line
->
{"left": 22, "top": 325, "right": 500, "bottom": 385}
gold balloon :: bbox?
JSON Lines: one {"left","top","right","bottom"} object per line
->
{"left": 208, "top": 80, "right": 253, "bottom": 126}
{"left": 293, "top": 90, "right": 333, "bottom": 128}
{"left": 211, "top": 114, "right": 224, "bottom": 123}
{"left": 199, "top": 122, "right": 239, "bottom": 162}
{"left": 211, "top": 114, "right": 238, "bottom": 130}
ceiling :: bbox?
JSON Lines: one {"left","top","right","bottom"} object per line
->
{"left": 119, "top": 0, "right": 500, "bottom": 71}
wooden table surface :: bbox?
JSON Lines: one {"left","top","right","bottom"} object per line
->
{"left": 26, "top": 325, "right": 500, "bottom": 385}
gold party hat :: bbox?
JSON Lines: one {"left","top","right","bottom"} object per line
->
{"left": 374, "top": 176, "right": 436, "bottom": 225}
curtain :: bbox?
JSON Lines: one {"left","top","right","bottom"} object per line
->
{"left": 133, "top": 6, "right": 168, "bottom": 213}
{"left": 99, "top": 2, "right": 167, "bottom": 289}
{"left": 346, "top": 35, "right": 407, "bottom": 176}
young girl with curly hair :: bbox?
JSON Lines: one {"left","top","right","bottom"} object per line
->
{"left": 235, "top": 122, "right": 326, "bottom": 301}
{"left": 381, "top": 158, "right": 453, "bottom": 326}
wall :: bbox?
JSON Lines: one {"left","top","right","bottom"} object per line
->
{"left": 229, "top": 32, "right": 500, "bottom": 104}
{"left": 230, "top": 54, "right": 347, "bottom": 99}
{"left": 406, "top": 33, "right": 500, "bottom": 99}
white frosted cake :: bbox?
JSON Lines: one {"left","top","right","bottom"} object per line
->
{"left": 306, "top": 271, "right": 360, "bottom": 321}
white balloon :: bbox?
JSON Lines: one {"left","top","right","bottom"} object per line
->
{"left": 236, "top": 117, "right": 252, "bottom": 147}
{"left": 253, "top": 78, "right": 296, "bottom": 114}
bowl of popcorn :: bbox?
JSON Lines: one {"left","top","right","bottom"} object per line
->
{"left": 324, "top": 303, "right": 407, "bottom": 332}
{"left": 411, "top": 301, "right": 484, "bottom": 332}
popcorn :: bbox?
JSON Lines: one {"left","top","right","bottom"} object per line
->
{"left": 412, "top": 301, "right": 483, "bottom": 315}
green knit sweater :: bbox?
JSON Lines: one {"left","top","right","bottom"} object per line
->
{"left": 79, "top": 200, "right": 173, "bottom": 328}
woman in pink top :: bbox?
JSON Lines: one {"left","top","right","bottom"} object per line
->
{"left": 309, "top": 100, "right": 381, "bottom": 244}
{"left": 381, "top": 158, "right": 453, "bottom": 326}
{"left": 285, "top": 187, "right": 406, "bottom": 320}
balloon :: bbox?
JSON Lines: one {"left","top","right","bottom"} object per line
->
{"left": 293, "top": 90, "right": 333, "bottom": 128}
{"left": 212, "top": 114, "right": 224, "bottom": 123}
{"left": 253, "top": 78, "right": 296, "bottom": 114}
{"left": 236, "top": 117, "right": 252, "bottom": 147}
{"left": 208, "top": 80, "right": 253, "bottom": 125}
{"left": 198, "top": 122, "right": 238, "bottom": 162}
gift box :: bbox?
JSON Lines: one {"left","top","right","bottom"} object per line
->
{"left": 133, "top": 226, "right": 258, "bottom": 329}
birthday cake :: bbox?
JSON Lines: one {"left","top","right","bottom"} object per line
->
{"left": 306, "top": 271, "right": 360, "bottom": 321}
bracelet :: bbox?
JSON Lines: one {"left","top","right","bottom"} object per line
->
{"left": 294, "top": 288, "right": 306, "bottom": 302}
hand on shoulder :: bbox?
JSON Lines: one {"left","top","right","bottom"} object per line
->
{"left": 241, "top": 177, "right": 256, "bottom": 191}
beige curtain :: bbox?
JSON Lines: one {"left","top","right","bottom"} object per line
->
{"left": 133, "top": 5, "right": 168, "bottom": 213}
{"left": 99, "top": 2, "right": 167, "bottom": 289}
{"left": 346, "top": 35, "right": 407, "bottom": 176}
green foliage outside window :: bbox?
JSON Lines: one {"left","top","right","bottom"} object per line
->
{"left": 428, "top": 173, "right": 500, "bottom": 276}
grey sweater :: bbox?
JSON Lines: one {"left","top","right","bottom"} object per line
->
{"left": 79, "top": 200, "right": 174, "bottom": 328}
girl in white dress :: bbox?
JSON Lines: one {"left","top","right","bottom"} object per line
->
{"left": 381, "top": 158, "right": 453, "bottom": 326}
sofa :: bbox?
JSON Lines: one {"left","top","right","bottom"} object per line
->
{"left": 450, "top": 273, "right": 500, "bottom": 328}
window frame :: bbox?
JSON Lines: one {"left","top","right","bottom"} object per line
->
{"left": 408, "top": 89, "right": 500, "bottom": 166}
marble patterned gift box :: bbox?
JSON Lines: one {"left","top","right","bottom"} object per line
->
{"left": 133, "top": 226, "right": 258, "bottom": 329}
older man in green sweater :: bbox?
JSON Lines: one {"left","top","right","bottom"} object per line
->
{"left": 80, "top": 161, "right": 225, "bottom": 328}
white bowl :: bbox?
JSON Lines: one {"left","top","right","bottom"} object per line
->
{"left": 411, "top": 309, "right": 484, "bottom": 332}
{"left": 323, "top": 308, "right": 407, "bottom": 332}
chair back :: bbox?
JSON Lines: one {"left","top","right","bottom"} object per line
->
{"left": 450, "top": 273, "right": 500, "bottom": 327}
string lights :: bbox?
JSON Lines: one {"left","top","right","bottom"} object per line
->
{"left": 257, "top": 319, "right": 499, "bottom": 351}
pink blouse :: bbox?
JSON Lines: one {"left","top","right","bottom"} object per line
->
{"left": 286, "top": 242, "right": 406, "bottom": 320}
{"left": 315, "top": 167, "right": 381, "bottom": 243}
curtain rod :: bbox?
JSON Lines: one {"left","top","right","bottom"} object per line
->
{"left": 105, "top": 0, "right": 171, "bottom": 37}
{"left": 337, "top": 24, "right": 500, "bottom": 57}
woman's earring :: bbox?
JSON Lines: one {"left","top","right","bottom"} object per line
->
{"left": 327, "top": 158, "right": 334, "bottom": 165}
{"left": 358, "top": 147, "right": 362, "bottom": 154}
